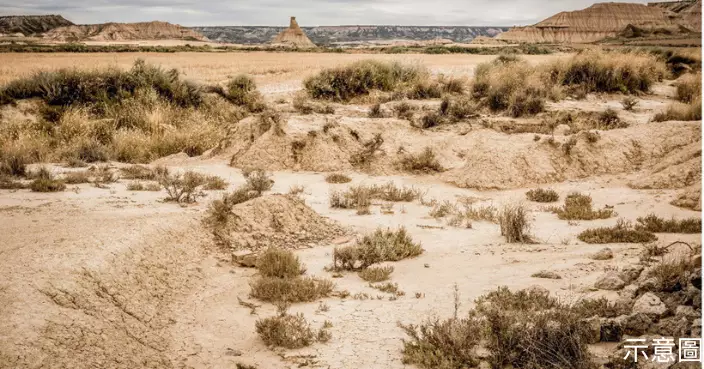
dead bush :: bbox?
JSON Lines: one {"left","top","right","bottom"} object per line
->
{"left": 159, "top": 170, "right": 207, "bottom": 203}
{"left": 243, "top": 168, "right": 274, "bottom": 193}
{"left": 598, "top": 108, "right": 626, "bottom": 129}
{"left": 349, "top": 133, "right": 383, "bottom": 167}
{"left": 577, "top": 219, "right": 657, "bottom": 244}
{"left": 675, "top": 72, "right": 702, "bottom": 103}
{"left": 29, "top": 167, "right": 66, "bottom": 192}
{"left": 368, "top": 103, "right": 384, "bottom": 118}
{"left": 258, "top": 248, "right": 306, "bottom": 279}
{"left": 126, "top": 181, "right": 161, "bottom": 191}
{"left": 293, "top": 93, "right": 335, "bottom": 114}
{"left": 499, "top": 204, "right": 532, "bottom": 243}
{"left": 419, "top": 111, "right": 445, "bottom": 128}
{"left": 551, "top": 193, "right": 613, "bottom": 220}
{"left": 525, "top": 188, "right": 559, "bottom": 203}
{"left": 621, "top": 96, "right": 638, "bottom": 111}
{"left": 203, "top": 175, "right": 228, "bottom": 190}
{"left": 393, "top": 101, "right": 416, "bottom": 120}
{"left": 0, "top": 150, "right": 28, "bottom": 177}
{"left": 398, "top": 147, "right": 444, "bottom": 173}
{"left": 358, "top": 265, "right": 394, "bottom": 282}
{"left": 430, "top": 200, "right": 457, "bottom": 219}
{"left": 249, "top": 276, "right": 334, "bottom": 303}
{"left": 370, "top": 282, "right": 403, "bottom": 295}
{"left": 635, "top": 213, "right": 701, "bottom": 233}
{"left": 325, "top": 173, "right": 351, "bottom": 184}
{"left": 399, "top": 315, "right": 482, "bottom": 369}
{"left": 653, "top": 99, "right": 702, "bottom": 122}
{"left": 507, "top": 90, "right": 545, "bottom": 117}
{"left": 203, "top": 185, "right": 261, "bottom": 229}
{"left": 408, "top": 81, "right": 443, "bottom": 100}
{"left": 333, "top": 227, "right": 423, "bottom": 270}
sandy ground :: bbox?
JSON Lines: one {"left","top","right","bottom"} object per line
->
{"left": 0, "top": 52, "right": 701, "bottom": 368}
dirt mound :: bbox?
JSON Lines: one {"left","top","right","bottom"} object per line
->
{"left": 496, "top": 2, "right": 677, "bottom": 43}
{"left": 0, "top": 15, "right": 72, "bottom": 36}
{"left": 628, "top": 140, "right": 701, "bottom": 189}
{"left": 443, "top": 121, "right": 701, "bottom": 189}
{"left": 219, "top": 194, "right": 346, "bottom": 251}
{"left": 671, "top": 183, "right": 702, "bottom": 210}
{"left": 44, "top": 21, "right": 208, "bottom": 42}
{"left": 271, "top": 17, "right": 316, "bottom": 48}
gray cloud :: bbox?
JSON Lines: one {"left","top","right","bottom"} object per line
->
{"left": 0, "top": 0, "right": 654, "bottom": 26}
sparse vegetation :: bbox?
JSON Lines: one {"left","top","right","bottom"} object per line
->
{"left": 28, "top": 167, "right": 66, "bottom": 192}
{"left": 398, "top": 147, "right": 444, "bottom": 173}
{"left": 499, "top": 204, "right": 532, "bottom": 243}
{"left": 648, "top": 256, "right": 698, "bottom": 292}
{"left": 368, "top": 103, "right": 384, "bottom": 118}
{"left": 333, "top": 227, "right": 423, "bottom": 270}
{"left": 329, "top": 182, "right": 419, "bottom": 209}
{"left": 653, "top": 99, "right": 702, "bottom": 122}
{"left": 393, "top": 101, "right": 416, "bottom": 120}
{"left": 304, "top": 60, "right": 426, "bottom": 101}
{"left": 325, "top": 173, "right": 351, "bottom": 184}
{"left": 526, "top": 188, "right": 559, "bottom": 203}
{"left": 243, "top": 168, "right": 274, "bottom": 193}
{"left": 249, "top": 276, "right": 334, "bottom": 303}
{"left": 675, "top": 72, "right": 702, "bottom": 104}
{"left": 635, "top": 213, "right": 701, "bottom": 233}
{"left": 126, "top": 181, "right": 161, "bottom": 191}
{"left": 577, "top": 219, "right": 657, "bottom": 244}
{"left": 358, "top": 265, "right": 394, "bottom": 282}
{"left": 159, "top": 171, "right": 207, "bottom": 203}
{"left": 349, "top": 133, "right": 383, "bottom": 167}
{"left": 621, "top": 96, "right": 638, "bottom": 111}
{"left": 258, "top": 247, "right": 307, "bottom": 279}
{"left": 551, "top": 192, "right": 613, "bottom": 220}
{"left": 598, "top": 108, "right": 626, "bottom": 129}
{"left": 255, "top": 312, "right": 316, "bottom": 349}
{"left": 63, "top": 170, "right": 91, "bottom": 184}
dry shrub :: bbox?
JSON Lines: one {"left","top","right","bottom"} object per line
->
{"left": 203, "top": 175, "right": 227, "bottom": 190}
{"left": 325, "top": 173, "right": 351, "bottom": 184}
{"left": 370, "top": 282, "right": 403, "bottom": 295}
{"left": 430, "top": 200, "right": 457, "bottom": 219}
{"left": 126, "top": 181, "right": 161, "bottom": 191}
{"left": 635, "top": 213, "right": 701, "bottom": 233}
{"left": 258, "top": 247, "right": 306, "bottom": 279}
{"left": 398, "top": 147, "right": 444, "bottom": 173}
{"left": 255, "top": 312, "right": 316, "bottom": 349}
{"left": 216, "top": 74, "right": 266, "bottom": 112}
{"left": 304, "top": 60, "right": 426, "bottom": 101}
{"left": 551, "top": 193, "right": 613, "bottom": 220}
{"left": 393, "top": 101, "right": 416, "bottom": 120}
{"left": 330, "top": 182, "right": 419, "bottom": 209}
{"left": 463, "top": 205, "right": 498, "bottom": 223}
{"left": 333, "top": 227, "right": 423, "bottom": 270}
{"left": 249, "top": 276, "right": 334, "bottom": 303}
{"left": 120, "top": 164, "right": 163, "bottom": 180}
{"left": 419, "top": 111, "right": 445, "bottom": 128}
{"left": 293, "top": 93, "right": 335, "bottom": 114}
{"left": 675, "top": 72, "right": 702, "bottom": 103}
{"left": 407, "top": 80, "right": 443, "bottom": 99}
{"left": 525, "top": 188, "right": 559, "bottom": 203}
{"left": 499, "top": 204, "right": 532, "bottom": 243}
{"left": 29, "top": 167, "right": 66, "bottom": 192}
{"left": 0, "top": 150, "right": 28, "bottom": 177}
{"left": 400, "top": 315, "right": 482, "bottom": 369}
{"left": 159, "top": 171, "right": 207, "bottom": 203}
{"left": 598, "top": 108, "right": 626, "bottom": 129}
{"left": 507, "top": 89, "right": 545, "bottom": 118}
{"left": 358, "top": 265, "right": 394, "bottom": 282}
{"left": 621, "top": 96, "right": 638, "bottom": 111}
{"left": 577, "top": 219, "right": 657, "bottom": 244}
{"left": 653, "top": 99, "right": 702, "bottom": 122}
{"left": 648, "top": 256, "right": 698, "bottom": 292}
{"left": 203, "top": 185, "right": 261, "bottom": 229}
{"left": 368, "top": 103, "right": 384, "bottom": 118}
{"left": 243, "top": 168, "right": 274, "bottom": 193}
{"left": 438, "top": 76, "right": 466, "bottom": 94}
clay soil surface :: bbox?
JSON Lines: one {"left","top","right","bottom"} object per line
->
{"left": 0, "top": 51, "right": 701, "bottom": 369}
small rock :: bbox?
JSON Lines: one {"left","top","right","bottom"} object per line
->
{"left": 590, "top": 247, "right": 614, "bottom": 261}
{"left": 225, "top": 348, "right": 242, "bottom": 356}
{"left": 691, "top": 267, "right": 701, "bottom": 290}
{"left": 619, "top": 284, "right": 638, "bottom": 300}
{"left": 675, "top": 305, "right": 698, "bottom": 319}
{"left": 595, "top": 271, "right": 626, "bottom": 290}
{"left": 636, "top": 277, "right": 659, "bottom": 294}
{"left": 619, "top": 265, "right": 644, "bottom": 284}
{"left": 632, "top": 292, "right": 668, "bottom": 317}
{"left": 692, "top": 318, "right": 702, "bottom": 337}
{"left": 623, "top": 313, "right": 653, "bottom": 336}
{"left": 583, "top": 317, "right": 602, "bottom": 344}
{"left": 424, "top": 263, "right": 430, "bottom": 268}
{"left": 651, "top": 316, "right": 689, "bottom": 337}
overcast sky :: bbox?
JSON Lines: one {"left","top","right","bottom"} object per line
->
{"left": 1, "top": 0, "right": 655, "bottom": 27}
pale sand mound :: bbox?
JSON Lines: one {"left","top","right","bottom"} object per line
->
{"left": 671, "top": 184, "right": 702, "bottom": 211}
{"left": 271, "top": 17, "right": 316, "bottom": 48}
{"left": 442, "top": 121, "right": 700, "bottom": 189}
{"left": 496, "top": 2, "right": 679, "bottom": 43}
{"left": 44, "top": 21, "right": 208, "bottom": 42}
{"left": 629, "top": 140, "right": 701, "bottom": 189}
{"left": 221, "top": 194, "right": 346, "bottom": 251}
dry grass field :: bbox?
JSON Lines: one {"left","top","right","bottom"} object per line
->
{"left": 0, "top": 47, "right": 701, "bottom": 369}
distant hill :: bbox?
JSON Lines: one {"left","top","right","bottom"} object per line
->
{"left": 191, "top": 25, "right": 509, "bottom": 45}
{"left": 497, "top": 1, "right": 701, "bottom": 43}
{"left": 0, "top": 15, "right": 73, "bottom": 36}
{"left": 44, "top": 21, "right": 208, "bottom": 42}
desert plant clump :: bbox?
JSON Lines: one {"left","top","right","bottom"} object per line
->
{"left": 635, "top": 213, "right": 701, "bottom": 233}
{"left": 349, "top": 133, "right": 383, "bottom": 167}
{"left": 304, "top": 60, "right": 426, "bottom": 101}
{"left": 393, "top": 101, "right": 416, "bottom": 120}
{"left": 577, "top": 219, "right": 657, "bottom": 244}
{"left": 399, "top": 315, "right": 483, "bottom": 369}
{"left": 653, "top": 99, "right": 702, "bottom": 122}
{"left": 499, "top": 204, "right": 532, "bottom": 243}
{"left": 598, "top": 108, "right": 627, "bottom": 129}
{"left": 333, "top": 227, "right": 423, "bottom": 270}
{"left": 202, "top": 185, "right": 261, "bottom": 230}
{"left": 0, "top": 151, "right": 28, "bottom": 177}
{"left": 243, "top": 168, "right": 274, "bottom": 193}
{"left": 368, "top": 103, "right": 384, "bottom": 118}
{"left": 648, "top": 256, "right": 698, "bottom": 292}
{"left": 203, "top": 175, "right": 228, "bottom": 190}
{"left": 255, "top": 312, "right": 316, "bottom": 349}
{"left": 370, "top": 282, "right": 403, "bottom": 295}
{"left": 126, "top": 181, "right": 161, "bottom": 191}
{"left": 119, "top": 165, "right": 164, "bottom": 180}
{"left": 358, "top": 265, "right": 394, "bottom": 282}
{"left": 525, "top": 188, "right": 559, "bottom": 203}
{"left": 249, "top": 276, "right": 334, "bottom": 303}
{"left": 329, "top": 183, "right": 419, "bottom": 209}
{"left": 62, "top": 170, "right": 91, "bottom": 184}
{"left": 675, "top": 72, "right": 702, "bottom": 104}
{"left": 257, "top": 247, "right": 307, "bottom": 279}
{"left": 219, "top": 74, "right": 265, "bottom": 112}
{"left": 551, "top": 192, "right": 613, "bottom": 220}
{"left": 293, "top": 93, "right": 335, "bottom": 114}
{"left": 28, "top": 167, "right": 66, "bottom": 192}
{"left": 621, "top": 96, "right": 638, "bottom": 111}
{"left": 325, "top": 173, "right": 351, "bottom": 184}
{"left": 407, "top": 80, "right": 443, "bottom": 100}
{"left": 159, "top": 170, "right": 208, "bottom": 203}
{"left": 398, "top": 147, "right": 444, "bottom": 173}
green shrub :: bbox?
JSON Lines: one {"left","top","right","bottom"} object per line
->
{"left": 333, "top": 227, "right": 423, "bottom": 270}
{"left": 635, "top": 213, "right": 701, "bottom": 233}
{"left": 552, "top": 193, "right": 613, "bottom": 220}
{"left": 304, "top": 60, "right": 425, "bottom": 101}
{"left": 577, "top": 219, "right": 657, "bottom": 244}
{"left": 526, "top": 188, "right": 559, "bottom": 202}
